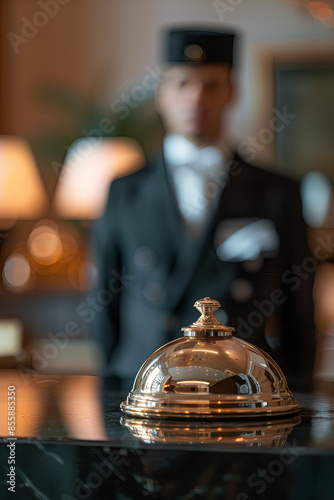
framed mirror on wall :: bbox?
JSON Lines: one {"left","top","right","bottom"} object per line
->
{"left": 249, "top": 40, "right": 334, "bottom": 181}
{"left": 275, "top": 58, "right": 334, "bottom": 182}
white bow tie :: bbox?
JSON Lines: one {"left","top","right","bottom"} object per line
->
{"left": 164, "top": 135, "right": 223, "bottom": 170}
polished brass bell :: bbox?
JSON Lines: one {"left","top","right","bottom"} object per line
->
{"left": 121, "top": 297, "right": 300, "bottom": 419}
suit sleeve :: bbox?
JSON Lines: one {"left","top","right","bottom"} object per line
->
{"left": 87, "top": 182, "right": 122, "bottom": 377}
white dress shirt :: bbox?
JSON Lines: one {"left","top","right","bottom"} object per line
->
{"left": 163, "top": 134, "right": 228, "bottom": 234}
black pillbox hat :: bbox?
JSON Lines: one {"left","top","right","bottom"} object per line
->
{"left": 163, "top": 28, "right": 236, "bottom": 66}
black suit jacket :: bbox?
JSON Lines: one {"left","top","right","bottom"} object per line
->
{"left": 87, "top": 152, "right": 315, "bottom": 391}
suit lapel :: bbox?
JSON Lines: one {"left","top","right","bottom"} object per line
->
{"left": 144, "top": 152, "right": 186, "bottom": 250}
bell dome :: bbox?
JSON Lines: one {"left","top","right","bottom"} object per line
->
{"left": 121, "top": 297, "right": 300, "bottom": 418}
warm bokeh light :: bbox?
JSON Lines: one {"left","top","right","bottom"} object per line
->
{"left": 289, "top": 0, "right": 334, "bottom": 26}
{"left": 309, "top": 2, "right": 333, "bottom": 20}
{"left": 1, "top": 219, "right": 85, "bottom": 290}
{"left": 323, "top": 14, "right": 334, "bottom": 25}
{"left": 2, "top": 253, "right": 31, "bottom": 291}
{"left": 0, "top": 136, "right": 49, "bottom": 219}
{"left": 59, "top": 231, "right": 79, "bottom": 262}
{"left": 53, "top": 137, "right": 145, "bottom": 219}
{"left": 27, "top": 220, "right": 63, "bottom": 265}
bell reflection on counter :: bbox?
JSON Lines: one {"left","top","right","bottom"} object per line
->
{"left": 121, "top": 415, "right": 301, "bottom": 447}
{"left": 121, "top": 297, "right": 300, "bottom": 419}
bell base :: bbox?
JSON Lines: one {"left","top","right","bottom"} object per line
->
{"left": 120, "top": 400, "right": 300, "bottom": 419}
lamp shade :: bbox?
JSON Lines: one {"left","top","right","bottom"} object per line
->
{"left": 53, "top": 137, "right": 145, "bottom": 219}
{"left": 0, "top": 136, "right": 48, "bottom": 219}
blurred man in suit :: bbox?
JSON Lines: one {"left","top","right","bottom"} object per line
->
{"left": 87, "top": 28, "right": 315, "bottom": 391}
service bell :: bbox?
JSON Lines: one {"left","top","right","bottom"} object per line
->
{"left": 121, "top": 297, "right": 300, "bottom": 418}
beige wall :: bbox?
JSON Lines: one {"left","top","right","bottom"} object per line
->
{"left": 2, "top": 0, "right": 118, "bottom": 135}
{"left": 1, "top": 0, "right": 334, "bottom": 148}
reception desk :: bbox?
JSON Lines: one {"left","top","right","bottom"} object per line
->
{"left": 0, "top": 371, "right": 333, "bottom": 499}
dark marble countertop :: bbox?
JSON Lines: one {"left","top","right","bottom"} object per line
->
{"left": 0, "top": 371, "right": 334, "bottom": 499}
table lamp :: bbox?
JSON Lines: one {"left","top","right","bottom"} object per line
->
{"left": 0, "top": 136, "right": 49, "bottom": 361}
{"left": 52, "top": 137, "right": 145, "bottom": 219}
{"left": 0, "top": 135, "right": 49, "bottom": 220}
